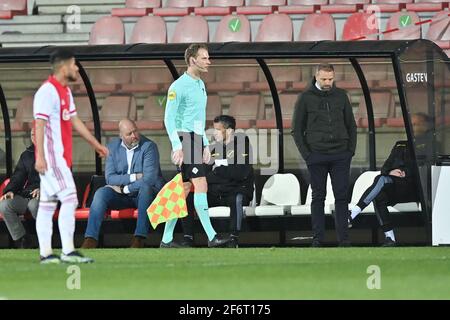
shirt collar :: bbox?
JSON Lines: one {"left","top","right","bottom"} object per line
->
{"left": 315, "top": 81, "right": 323, "bottom": 91}
{"left": 121, "top": 140, "right": 139, "bottom": 152}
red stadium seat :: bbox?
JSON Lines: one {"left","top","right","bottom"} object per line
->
{"left": 207, "top": 60, "right": 258, "bottom": 92}
{"left": 406, "top": 0, "right": 448, "bottom": 13}
{"left": 11, "top": 95, "right": 34, "bottom": 132}
{"left": 100, "top": 95, "right": 137, "bottom": 131}
{"left": 0, "top": 178, "right": 10, "bottom": 220}
{"left": 228, "top": 94, "right": 265, "bottom": 129}
{"left": 195, "top": 0, "right": 243, "bottom": 15}
{"left": 73, "top": 96, "right": 94, "bottom": 130}
{"left": 136, "top": 95, "right": 166, "bottom": 130}
{"left": 88, "top": 68, "right": 132, "bottom": 93}
{"left": 213, "top": 15, "right": 251, "bottom": 42}
{"left": 279, "top": 0, "right": 327, "bottom": 15}
{"left": 357, "top": 91, "right": 394, "bottom": 128}
{"left": 129, "top": 16, "right": 167, "bottom": 44}
{"left": 256, "top": 93, "right": 298, "bottom": 129}
{"left": 153, "top": 0, "right": 203, "bottom": 16}
{"left": 0, "top": 0, "right": 26, "bottom": 19}
{"left": 383, "top": 11, "right": 420, "bottom": 40}
{"left": 122, "top": 62, "right": 173, "bottom": 93}
{"left": 249, "top": 60, "right": 301, "bottom": 91}
{"left": 112, "top": 0, "right": 161, "bottom": 17}
{"left": 110, "top": 208, "right": 137, "bottom": 219}
{"left": 237, "top": 0, "right": 286, "bottom": 15}
{"left": 298, "top": 13, "right": 336, "bottom": 40}
{"left": 89, "top": 16, "right": 125, "bottom": 45}
{"left": 342, "top": 12, "right": 379, "bottom": 40}
{"left": 170, "top": 15, "right": 209, "bottom": 43}
{"left": 425, "top": 10, "right": 450, "bottom": 49}
{"left": 0, "top": 178, "right": 10, "bottom": 196}
{"left": 206, "top": 95, "right": 223, "bottom": 122}
{"left": 255, "top": 14, "right": 293, "bottom": 42}
{"left": 321, "top": 0, "right": 370, "bottom": 14}
{"left": 363, "top": 0, "right": 412, "bottom": 13}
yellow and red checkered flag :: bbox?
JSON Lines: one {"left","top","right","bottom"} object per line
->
{"left": 147, "top": 173, "right": 188, "bottom": 229}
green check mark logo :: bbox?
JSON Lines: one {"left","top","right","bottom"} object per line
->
{"left": 157, "top": 96, "right": 166, "bottom": 107}
{"left": 228, "top": 18, "right": 241, "bottom": 33}
{"left": 399, "top": 15, "right": 411, "bottom": 28}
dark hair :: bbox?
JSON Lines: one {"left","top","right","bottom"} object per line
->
{"left": 214, "top": 115, "right": 236, "bottom": 130}
{"left": 184, "top": 43, "right": 208, "bottom": 66}
{"left": 316, "top": 63, "right": 334, "bottom": 73}
{"left": 49, "top": 49, "right": 75, "bottom": 66}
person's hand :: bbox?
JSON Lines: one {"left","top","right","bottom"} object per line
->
{"left": 96, "top": 145, "right": 109, "bottom": 158}
{"left": 35, "top": 156, "right": 47, "bottom": 174}
{"left": 389, "top": 169, "right": 405, "bottom": 178}
{"left": 30, "top": 188, "right": 40, "bottom": 199}
{"left": 136, "top": 173, "right": 143, "bottom": 180}
{"left": 0, "top": 191, "right": 14, "bottom": 200}
{"left": 172, "top": 149, "right": 184, "bottom": 167}
{"left": 106, "top": 185, "right": 122, "bottom": 194}
{"left": 203, "top": 147, "right": 211, "bottom": 164}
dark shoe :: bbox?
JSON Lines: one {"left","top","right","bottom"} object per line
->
{"left": 311, "top": 240, "right": 322, "bottom": 248}
{"left": 160, "top": 240, "right": 185, "bottom": 248}
{"left": 15, "top": 234, "right": 32, "bottom": 249}
{"left": 208, "top": 234, "right": 230, "bottom": 248}
{"left": 130, "top": 236, "right": 145, "bottom": 248}
{"left": 81, "top": 237, "right": 98, "bottom": 249}
{"left": 382, "top": 237, "right": 397, "bottom": 247}
{"left": 180, "top": 236, "right": 194, "bottom": 248}
{"left": 227, "top": 237, "right": 239, "bottom": 248}
{"left": 339, "top": 240, "right": 352, "bottom": 247}
{"left": 348, "top": 210, "right": 354, "bottom": 228}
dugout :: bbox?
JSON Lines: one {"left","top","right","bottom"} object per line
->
{"left": 0, "top": 40, "right": 448, "bottom": 246}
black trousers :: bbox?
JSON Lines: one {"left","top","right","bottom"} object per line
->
{"left": 357, "top": 175, "right": 419, "bottom": 232}
{"left": 307, "top": 151, "right": 352, "bottom": 244}
{"left": 181, "top": 192, "right": 249, "bottom": 237}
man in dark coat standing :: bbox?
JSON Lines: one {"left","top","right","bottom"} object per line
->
{"left": 291, "top": 63, "right": 357, "bottom": 247}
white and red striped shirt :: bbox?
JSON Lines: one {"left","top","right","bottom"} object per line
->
{"left": 33, "top": 76, "right": 77, "bottom": 168}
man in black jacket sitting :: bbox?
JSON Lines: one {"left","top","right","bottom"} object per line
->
{"left": 348, "top": 113, "right": 431, "bottom": 246}
{"left": 0, "top": 128, "right": 40, "bottom": 248}
{"left": 180, "top": 115, "right": 254, "bottom": 248}
{"left": 206, "top": 115, "right": 254, "bottom": 248}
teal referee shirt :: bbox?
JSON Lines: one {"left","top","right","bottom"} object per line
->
{"left": 164, "top": 72, "right": 209, "bottom": 151}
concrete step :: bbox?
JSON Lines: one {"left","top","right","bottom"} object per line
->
{"left": 1, "top": 41, "right": 88, "bottom": 47}
{"left": 36, "top": 0, "right": 124, "bottom": 5}
{"left": 0, "top": 24, "right": 63, "bottom": 34}
{"left": 0, "top": 14, "right": 62, "bottom": 25}
{"left": 0, "top": 32, "right": 89, "bottom": 44}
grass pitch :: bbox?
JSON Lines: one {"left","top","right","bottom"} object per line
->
{"left": 0, "top": 247, "right": 449, "bottom": 300}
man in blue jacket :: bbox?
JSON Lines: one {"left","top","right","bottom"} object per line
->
{"left": 81, "top": 119, "right": 165, "bottom": 248}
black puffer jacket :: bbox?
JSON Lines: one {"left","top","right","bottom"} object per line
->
{"left": 291, "top": 78, "right": 357, "bottom": 160}
{"left": 381, "top": 140, "right": 418, "bottom": 178}
{"left": 4, "top": 145, "right": 40, "bottom": 198}
{"left": 206, "top": 133, "right": 254, "bottom": 200}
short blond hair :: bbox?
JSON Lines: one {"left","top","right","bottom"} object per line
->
{"left": 184, "top": 43, "right": 208, "bottom": 66}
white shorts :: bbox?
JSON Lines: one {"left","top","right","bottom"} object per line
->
{"left": 39, "top": 165, "right": 77, "bottom": 202}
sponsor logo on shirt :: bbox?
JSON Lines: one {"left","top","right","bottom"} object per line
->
{"left": 62, "top": 109, "right": 70, "bottom": 121}
{"left": 168, "top": 90, "right": 176, "bottom": 101}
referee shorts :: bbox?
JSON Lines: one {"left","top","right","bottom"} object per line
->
{"left": 178, "top": 132, "right": 207, "bottom": 182}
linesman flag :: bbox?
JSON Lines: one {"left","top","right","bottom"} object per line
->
{"left": 147, "top": 173, "right": 188, "bottom": 229}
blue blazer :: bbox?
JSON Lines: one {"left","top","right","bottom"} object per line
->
{"left": 105, "top": 135, "right": 165, "bottom": 194}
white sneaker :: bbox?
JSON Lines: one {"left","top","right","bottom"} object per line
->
{"left": 61, "top": 251, "right": 94, "bottom": 264}
{"left": 40, "top": 254, "right": 61, "bottom": 264}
